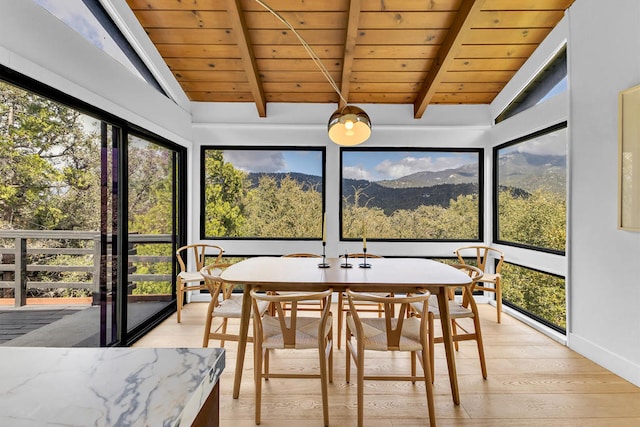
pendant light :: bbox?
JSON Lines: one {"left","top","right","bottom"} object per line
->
{"left": 255, "top": 0, "right": 372, "bottom": 146}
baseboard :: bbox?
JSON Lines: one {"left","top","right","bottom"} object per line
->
{"left": 568, "top": 332, "right": 640, "bottom": 387}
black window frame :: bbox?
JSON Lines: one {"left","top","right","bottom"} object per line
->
{"left": 339, "top": 146, "right": 484, "bottom": 242}
{"left": 495, "top": 45, "right": 567, "bottom": 124}
{"left": 501, "top": 260, "right": 566, "bottom": 335}
{"left": 0, "top": 64, "right": 187, "bottom": 346}
{"left": 492, "top": 121, "right": 567, "bottom": 255}
{"left": 200, "top": 145, "right": 327, "bottom": 241}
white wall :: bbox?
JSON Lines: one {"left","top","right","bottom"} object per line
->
{"left": 190, "top": 102, "right": 491, "bottom": 258}
{"left": 566, "top": 0, "right": 640, "bottom": 386}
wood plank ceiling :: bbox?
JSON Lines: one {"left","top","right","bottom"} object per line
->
{"left": 125, "top": 0, "right": 574, "bottom": 119}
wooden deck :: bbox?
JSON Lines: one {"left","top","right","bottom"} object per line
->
{"left": 135, "top": 302, "right": 640, "bottom": 426}
{"left": 0, "top": 305, "right": 84, "bottom": 344}
{"left": 0, "top": 301, "right": 168, "bottom": 347}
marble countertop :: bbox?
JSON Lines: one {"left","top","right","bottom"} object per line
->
{"left": 0, "top": 346, "right": 225, "bottom": 427}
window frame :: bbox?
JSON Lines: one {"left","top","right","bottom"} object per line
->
{"left": 199, "top": 145, "right": 327, "bottom": 241}
{"left": 495, "top": 45, "right": 567, "bottom": 124}
{"left": 492, "top": 121, "right": 568, "bottom": 255}
{"left": 339, "top": 146, "right": 484, "bottom": 242}
{"left": 501, "top": 260, "right": 566, "bottom": 334}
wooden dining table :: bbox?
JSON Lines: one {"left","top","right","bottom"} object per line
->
{"left": 219, "top": 256, "right": 472, "bottom": 405}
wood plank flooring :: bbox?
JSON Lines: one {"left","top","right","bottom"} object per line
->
{"left": 134, "top": 302, "right": 640, "bottom": 426}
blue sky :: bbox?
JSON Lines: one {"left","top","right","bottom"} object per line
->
{"left": 342, "top": 151, "right": 477, "bottom": 181}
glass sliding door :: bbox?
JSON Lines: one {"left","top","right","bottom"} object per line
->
{"left": 100, "top": 122, "right": 118, "bottom": 346}
{"left": 125, "top": 133, "right": 180, "bottom": 339}
{"left": 1, "top": 69, "right": 186, "bottom": 347}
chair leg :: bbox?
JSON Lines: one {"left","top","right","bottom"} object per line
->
{"left": 328, "top": 326, "right": 334, "bottom": 384}
{"left": 420, "top": 345, "right": 437, "bottom": 427}
{"left": 264, "top": 347, "right": 270, "bottom": 379}
{"left": 345, "top": 320, "right": 352, "bottom": 383}
{"left": 220, "top": 318, "right": 228, "bottom": 348}
{"left": 356, "top": 343, "right": 365, "bottom": 427}
{"left": 337, "top": 292, "right": 344, "bottom": 349}
{"left": 176, "top": 279, "right": 183, "bottom": 323}
{"left": 318, "top": 337, "right": 330, "bottom": 427}
{"left": 472, "top": 313, "right": 488, "bottom": 379}
{"left": 452, "top": 319, "right": 459, "bottom": 351}
{"left": 202, "top": 301, "right": 215, "bottom": 347}
{"left": 254, "top": 337, "right": 263, "bottom": 424}
{"left": 428, "top": 312, "right": 435, "bottom": 382}
{"left": 411, "top": 351, "right": 416, "bottom": 383}
{"left": 495, "top": 278, "right": 502, "bottom": 324}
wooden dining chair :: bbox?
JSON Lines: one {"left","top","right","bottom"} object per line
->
{"left": 175, "top": 243, "right": 224, "bottom": 323}
{"left": 455, "top": 245, "right": 505, "bottom": 323}
{"left": 250, "top": 288, "right": 334, "bottom": 426}
{"left": 345, "top": 289, "right": 435, "bottom": 427}
{"left": 200, "top": 263, "right": 269, "bottom": 348}
{"left": 412, "top": 264, "right": 487, "bottom": 380}
{"left": 336, "top": 253, "right": 385, "bottom": 349}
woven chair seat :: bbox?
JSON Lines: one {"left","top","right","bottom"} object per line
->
{"left": 261, "top": 314, "right": 333, "bottom": 349}
{"left": 346, "top": 316, "right": 423, "bottom": 351}
{"left": 414, "top": 295, "right": 474, "bottom": 319}
{"left": 214, "top": 294, "right": 268, "bottom": 319}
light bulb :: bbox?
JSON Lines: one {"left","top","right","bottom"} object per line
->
{"left": 345, "top": 120, "right": 354, "bottom": 130}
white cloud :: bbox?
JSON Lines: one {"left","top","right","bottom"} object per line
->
{"left": 343, "top": 165, "right": 374, "bottom": 180}
{"left": 375, "top": 155, "right": 470, "bottom": 179}
{"left": 515, "top": 128, "right": 567, "bottom": 156}
{"left": 224, "top": 150, "right": 287, "bottom": 173}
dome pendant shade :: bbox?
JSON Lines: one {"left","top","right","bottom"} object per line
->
{"left": 327, "top": 106, "right": 372, "bottom": 146}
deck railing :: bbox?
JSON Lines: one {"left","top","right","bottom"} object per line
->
{"left": 0, "top": 230, "right": 173, "bottom": 307}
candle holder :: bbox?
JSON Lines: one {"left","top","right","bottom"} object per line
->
{"left": 341, "top": 251, "right": 352, "bottom": 268}
{"left": 318, "top": 242, "right": 330, "bottom": 268}
{"left": 359, "top": 247, "right": 371, "bottom": 268}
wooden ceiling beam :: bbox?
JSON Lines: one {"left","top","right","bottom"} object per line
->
{"left": 338, "top": 0, "right": 362, "bottom": 108}
{"left": 225, "top": 0, "right": 266, "bottom": 117}
{"left": 413, "top": 0, "right": 486, "bottom": 118}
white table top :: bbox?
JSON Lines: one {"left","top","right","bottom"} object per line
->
{"left": 220, "top": 256, "right": 471, "bottom": 291}
{"left": 0, "top": 347, "right": 225, "bottom": 427}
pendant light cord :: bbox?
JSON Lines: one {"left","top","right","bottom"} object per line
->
{"left": 254, "top": 0, "right": 348, "bottom": 106}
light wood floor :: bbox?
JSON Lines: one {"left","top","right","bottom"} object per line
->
{"left": 134, "top": 302, "right": 640, "bottom": 426}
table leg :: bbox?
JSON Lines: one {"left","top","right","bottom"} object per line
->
{"left": 232, "top": 285, "right": 252, "bottom": 399}
{"left": 437, "top": 286, "right": 460, "bottom": 405}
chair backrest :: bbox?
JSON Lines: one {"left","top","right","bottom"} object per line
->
{"left": 176, "top": 244, "right": 224, "bottom": 273}
{"left": 448, "top": 263, "right": 484, "bottom": 299}
{"left": 345, "top": 289, "right": 431, "bottom": 351}
{"left": 282, "top": 253, "right": 321, "bottom": 258}
{"left": 200, "top": 263, "right": 234, "bottom": 302}
{"left": 250, "top": 288, "right": 333, "bottom": 348}
{"left": 345, "top": 253, "right": 383, "bottom": 258}
{"left": 455, "top": 245, "right": 504, "bottom": 274}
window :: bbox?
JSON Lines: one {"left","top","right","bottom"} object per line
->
{"left": 200, "top": 147, "right": 325, "bottom": 239}
{"left": 502, "top": 262, "right": 566, "bottom": 333}
{"left": 33, "top": 0, "right": 164, "bottom": 93}
{"left": 126, "top": 133, "right": 181, "bottom": 333}
{"left": 494, "top": 122, "right": 567, "bottom": 253}
{"left": 340, "top": 148, "right": 483, "bottom": 241}
{"left": 496, "top": 46, "right": 567, "bottom": 123}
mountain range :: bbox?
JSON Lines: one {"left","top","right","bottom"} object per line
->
{"left": 245, "top": 151, "right": 565, "bottom": 215}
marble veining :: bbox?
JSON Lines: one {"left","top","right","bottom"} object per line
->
{"left": 0, "top": 347, "right": 225, "bottom": 427}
